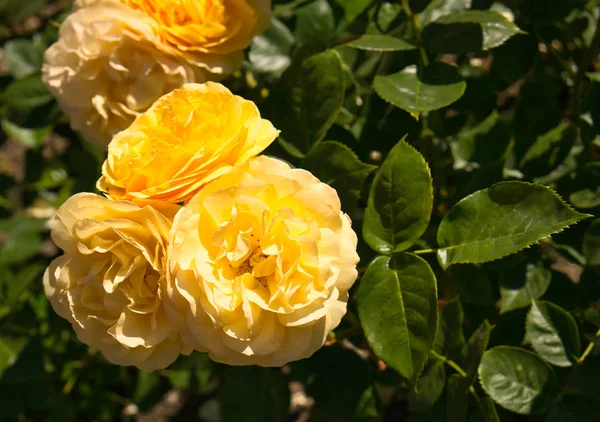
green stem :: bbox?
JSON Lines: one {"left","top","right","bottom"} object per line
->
{"left": 401, "top": 0, "right": 429, "bottom": 69}
{"left": 577, "top": 328, "right": 600, "bottom": 364}
{"left": 412, "top": 248, "right": 436, "bottom": 255}
{"left": 431, "top": 350, "right": 467, "bottom": 377}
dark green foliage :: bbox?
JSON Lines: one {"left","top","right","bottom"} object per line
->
{"left": 1, "top": 0, "right": 599, "bottom": 420}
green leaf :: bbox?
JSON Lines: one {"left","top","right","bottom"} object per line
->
{"left": 461, "top": 320, "right": 493, "bottom": 384}
{"left": 249, "top": 18, "right": 294, "bottom": 74}
{"left": 478, "top": 346, "right": 558, "bottom": 415}
{"left": 2, "top": 264, "right": 44, "bottom": 310}
{"left": 346, "top": 34, "right": 416, "bottom": 51}
{"left": 583, "top": 219, "right": 600, "bottom": 267}
{"left": 586, "top": 72, "right": 600, "bottom": 82}
{"left": 418, "top": 0, "right": 471, "bottom": 27}
{"left": 363, "top": 139, "right": 433, "bottom": 254}
{"left": 408, "top": 359, "right": 446, "bottom": 412}
{"left": 451, "top": 111, "right": 510, "bottom": 170}
{"left": 447, "top": 374, "right": 468, "bottom": 422}
{"left": 526, "top": 300, "right": 581, "bottom": 367}
{"left": 3, "top": 39, "right": 44, "bottom": 79}
{"left": 0, "top": 337, "right": 28, "bottom": 379}
{"left": 500, "top": 263, "right": 552, "bottom": 313}
{"left": 334, "top": 0, "right": 372, "bottom": 24}
{"left": 479, "top": 396, "right": 500, "bottom": 422}
{"left": 303, "top": 141, "right": 376, "bottom": 217}
{"left": 294, "top": 0, "right": 335, "bottom": 46}
{"left": 445, "top": 320, "right": 493, "bottom": 422}
{"left": 519, "top": 124, "right": 577, "bottom": 178}
{"left": 357, "top": 254, "right": 438, "bottom": 384}
{"left": 219, "top": 367, "right": 289, "bottom": 422}
{"left": 2, "top": 75, "right": 53, "bottom": 116}
{"left": 374, "top": 63, "right": 466, "bottom": 118}
{"left": 0, "top": 120, "right": 50, "bottom": 149}
{"left": 569, "top": 163, "right": 600, "bottom": 209}
{"left": 437, "top": 182, "right": 590, "bottom": 268}
{"left": 422, "top": 11, "right": 522, "bottom": 54}
{"left": 267, "top": 49, "right": 344, "bottom": 153}
{"left": 434, "top": 297, "right": 465, "bottom": 358}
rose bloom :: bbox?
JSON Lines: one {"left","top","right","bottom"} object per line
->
{"left": 165, "top": 156, "right": 359, "bottom": 366}
{"left": 42, "top": 1, "right": 210, "bottom": 147}
{"left": 97, "top": 82, "right": 279, "bottom": 205}
{"left": 76, "top": 0, "right": 271, "bottom": 73}
{"left": 43, "top": 193, "right": 186, "bottom": 371}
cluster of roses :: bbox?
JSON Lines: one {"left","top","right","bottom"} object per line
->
{"left": 42, "top": 0, "right": 270, "bottom": 147}
{"left": 43, "top": 81, "right": 360, "bottom": 370}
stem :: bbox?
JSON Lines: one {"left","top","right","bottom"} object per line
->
{"left": 431, "top": 350, "right": 467, "bottom": 377}
{"left": 577, "top": 328, "right": 600, "bottom": 364}
{"left": 401, "top": 0, "right": 429, "bottom": 68}
{"left": 569, "top": 13, "right": 600, "bottom": 119}
{"left": 412, "top": 248, "right": 436, "bottom": 255}
{"left": 431, "top": 350, "right": 478, "bottom": 396}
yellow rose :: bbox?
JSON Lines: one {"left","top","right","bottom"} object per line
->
{"left": 75, "top": 0, "right": 271, "bottom": 75}
{"left": 42, "top": 2, "right": 209, "bottom": 147}
{"left": 43, "top": 193, "right": 186, "bottom": 371}
{"left": 97, "top": 82, "right": 279, "bottom": 204}
{"left": 165, "top": 156, "right": 359, "bottom": 366}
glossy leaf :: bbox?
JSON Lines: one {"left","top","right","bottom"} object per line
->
{"left": 346, "top": 34, "right": 416, "bottom": 51}
{"left": 461, "top": 320, "right": 493, "bottom": 384}
{"left": 451, "top": 111, "right": 510, "bottom": 170}
{"left": 303, "top": 141, "right": 376, "bottom": 217}
{"left": 437, "top": 182, "right": 590, "bottom": 268}
{"left": 267, "top": 49, "right": 344, "bottom": 153}
{"left": 408, "top": 359, "right": 446, "bottom": 412}
{"left": 478, "top": 346, "right": 558, "bottom": 415}
{"left": 519, "top": 124, "right": 577, "bottom": 178}
{"left": 357, "top": 254, "right": 438, "bottom": 384}
{"left": 419, "top": 0, "right": 471, "bottom": 27}
{"left": 249, "top": 18, "right": 294, "bottom": 74}
{"left": 500, "top": 263, "right": 551, "bottom": 313}
{"left": 295, "top": 0, "right": 335, "bottom": 46}
{"left": 334, "top": 0, "right": 372, "bottom": 24}
{"left": 3, "top": 39, "right": 43, "bottom": 79}
{"left": 422, "top": 11, "right": 522, "bottom": 53}
{"left": 363, "top": 139, "right": 433, "bottom": 254}
{"left": 434, "top": 297, "right": 465, "bottom": 358}
{"left": 2, "top": 75, "right": 53, "bottom": 115}
{"left": 526, "top": 300, "right": 581, "bottom": 367}
{"left": 374, "top": 63, "right": 466, "bottom": 118}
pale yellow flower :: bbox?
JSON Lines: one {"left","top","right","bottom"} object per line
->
{"left": 97, "top": 82, "right": 279, "bottom": 205}
{"left": 43, "top": 193, "right": 186, "bottom": 371}
{"left": 165, "top": 156, "right": 359, "bottom": 366}
{"left": 75, "top": 0, "right": 271, "bottom": 75}
{"left": 43, "top": 1, "right": 209, "bottom": 147}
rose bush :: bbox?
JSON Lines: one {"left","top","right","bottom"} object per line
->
{"left": 165, "top": 156, "right": 359, "bottom": 366}
{"left": 43, "top": 193, "right": 186, "bottom": 371}
{"left": 97, "top": 82, "right": 279, "bottom": 204}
